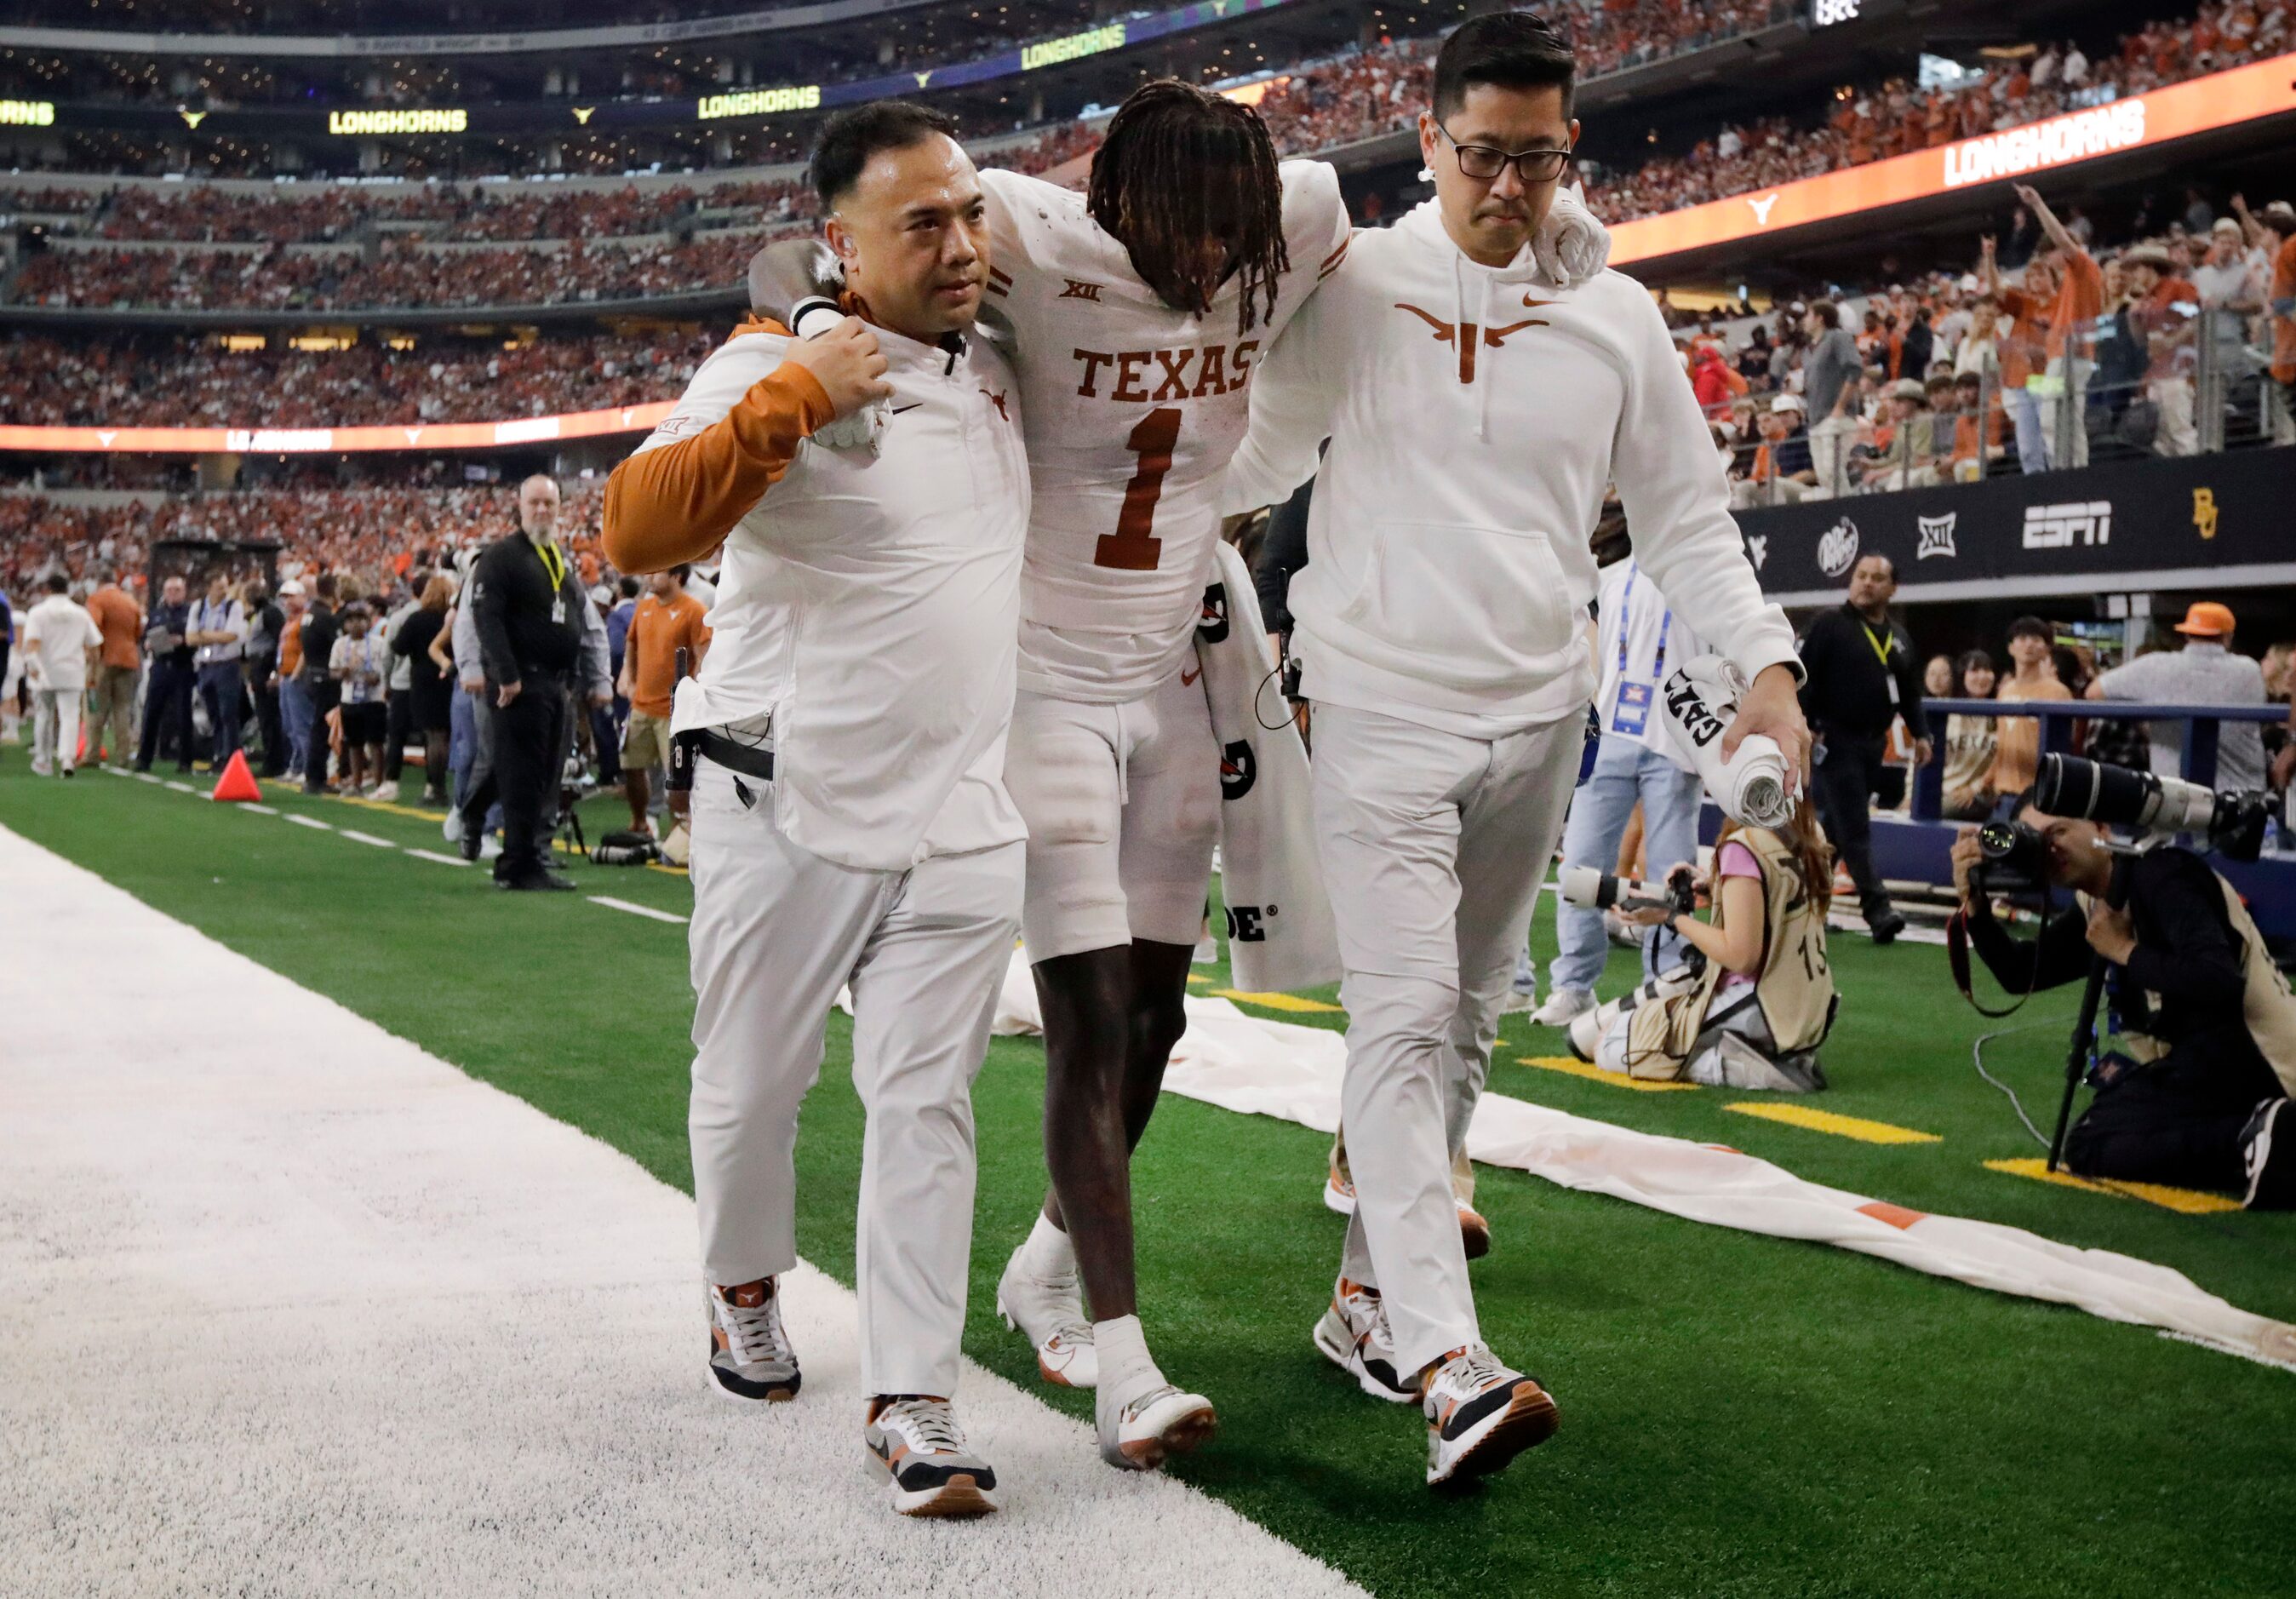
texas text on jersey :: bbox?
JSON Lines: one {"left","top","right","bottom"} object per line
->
{"left": 978, "top": 160, "right": 1350, "bottom": 704}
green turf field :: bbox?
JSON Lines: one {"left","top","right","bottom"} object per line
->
{"left": 6, "top": 761, "right": 2292, "bottom": 1597}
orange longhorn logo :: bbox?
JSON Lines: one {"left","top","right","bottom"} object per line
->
{"left": 1393, "top": 302, "right": 1548, "bottom": 382}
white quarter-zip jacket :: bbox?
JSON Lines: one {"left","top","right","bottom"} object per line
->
{"left": 1222, "top": 199, "right": 1798, "bottom": 736}
{"left": 627, "top": 322, "right": 1033, "bottom": 873}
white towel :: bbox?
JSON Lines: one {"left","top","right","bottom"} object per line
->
{"left": 1194, "top": 542, "right": 1342, "bottom": 994}
{"left": 1661, "top": 654, "right": 1793, "bottom": 828}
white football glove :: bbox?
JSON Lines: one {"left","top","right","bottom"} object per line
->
{"left": 788, "top": 299, "right": 889, "bottom": 456}
{"left": 1532, "top": 186, "right": 1612, "bottom": 288}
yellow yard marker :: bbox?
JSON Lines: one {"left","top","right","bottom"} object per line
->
{"left": 1210, "top": 989, "right": 1343, "bottom": 1014}
{"left": 1724, "top": 1102, "right": 1941, "bottom": 1144}
{"left": 1984, "top": 1158, "right": 2245, "bottom": 1215}
{"left": 1520, "top": 1054, "right": 1700, "bottom": 1092}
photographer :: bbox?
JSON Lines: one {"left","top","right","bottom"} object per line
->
{"left": 1950, "top": 801, "right": 2294, "bottom": 1207}
{"left": 1567, "top": 798, "right": 1837, "bottom": 1092}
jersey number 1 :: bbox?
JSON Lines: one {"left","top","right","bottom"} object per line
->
{"left": 1094, "top": 407, "right": 1181, "bottom": 571}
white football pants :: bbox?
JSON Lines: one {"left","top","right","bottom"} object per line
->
{"left": 685, "top": 761, "right": 1022, "bottom": 1399}
{"left": 1311, "top": 702, "right": 1582, "bottom": 1378}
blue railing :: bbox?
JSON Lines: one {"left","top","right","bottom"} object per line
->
{"left": 1908, "top": 697, "right": 2286, "bottom": 821}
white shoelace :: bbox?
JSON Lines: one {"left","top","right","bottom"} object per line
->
{"left": 719, "top": 1290, "right": 792, "bottom": 1367}
{"left": 1443, "top": 1346, "right": 1508, "bottom": 1394}
{"left": 879, "top": 1397, "right": 966, "bottom": 1453}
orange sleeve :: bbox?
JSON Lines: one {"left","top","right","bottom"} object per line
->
{"left": 601, "top": 359, "right": 836, "bottom": 575}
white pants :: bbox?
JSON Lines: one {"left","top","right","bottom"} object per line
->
{"left": 685, "top": 761, "right": 1022, "bottom": 1398}
{"left": 33, "top": 686, "right": 83, "bottom": 771}
{"left": 1005, "top": 667, "right": 1220, "bottom": 960}
{"left": 2150, "top": 375, "right": 2197, "bottom": 456}
{"left": 1312, "top": 702, "right": 1582, "bottom": 1376}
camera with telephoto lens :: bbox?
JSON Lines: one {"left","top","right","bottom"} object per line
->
{"left": 2032, "top": 754, "right": 2272, "bottom": 863}
{"left": 1972, "top": 818, "right": 2050, "bottom": 894}
{"left": 1560, "top": 863, "right": 1698, "bottom": 918}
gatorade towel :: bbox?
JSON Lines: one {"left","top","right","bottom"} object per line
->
{"left": 1662, "top": 655, "right": 1793, "bottom": 828}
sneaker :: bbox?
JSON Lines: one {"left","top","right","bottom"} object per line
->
{"left": 479, "top": 834, "right": 504, "bottom": 862}
{"left": 28, "top": 759, "right": 50, "bottom": 777}
{"left": 443, "top": 807, "right": 466, "bottom": 843}
{"left": 371, "top": 780, "right": 399, "bottom": 803}
{"left": 705, "top": 1279, "right": 800, "bottom": 1402}
{"left": 995, "top": 1241, "right": 1097, "bottom": 1390}
{"left": 1422, "top": 1345, "right": 1559, "bottom": 1487}
{"left": 1324, "top": 1155, "right": 1356, "bottom": 1216}
{"left": 1098, "top": 1382, "right": 1218, "bottom": 1472}
{"left": 864, "top": 1396, "right": 997, "bottom": 1518}
{"left": 2242, "top": 1098, "right": 2295, "bottom": 1211}
{"left": 1311, "top": 1277, "right": 1415, "bottom": 1403}
{"left": 1531, "top": 988, "right": 1596, "bottom": 1029}
{"left": 1868, "top": 908, "right": 1907, "bottom": 945}
{"left": 495, "top": 868, "right": 577, "bottom": 892}
{"left": 1457, "top": 1201, "right": 1492, "bottom": 1261}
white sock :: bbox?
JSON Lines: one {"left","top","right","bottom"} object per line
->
{"left": 1093, "top": 1313, "right": 1160, "bottom": 1408}
{"left": 1018, "top": 1211, "right": 1077, "bottom": 1279}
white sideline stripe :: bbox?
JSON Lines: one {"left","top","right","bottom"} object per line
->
{"left": 242, "top": 802, "right": 278, "bottom": 815}
{"left": 133, "top": 771, "right": 162, "bottom": 784}
{"left": 0, "top": 825, "right": 1365, "bottom": 1599}
{"left": 339, "top": 829, "right": 397, "bottom": 849}
{"left": 404, "top": 848, "right": 470, "bottom": 868}
{"left": 284, "top": 814, "right": 333, "bottom": 831}
{"left": 589, "top": 895, "right": 688, "bottom": 925}
{"left": 163, "top": 780, "right": 196, "bottom": 794}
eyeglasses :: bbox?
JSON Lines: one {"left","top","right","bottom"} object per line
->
{"left": 1434, "top": 122, "right": 1573, "bottom": 185}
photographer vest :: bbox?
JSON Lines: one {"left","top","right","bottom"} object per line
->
{"left": 1625, "top": 826, "right": 1836, "bottom": 1079}
{"left": 2103, "top": 872, "right": 2296, "bottom": 1098}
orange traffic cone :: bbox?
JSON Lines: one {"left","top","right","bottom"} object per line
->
{"left": 210, "top": 749, "right": 263, "bottom": 803}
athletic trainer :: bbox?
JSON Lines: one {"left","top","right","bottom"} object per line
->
{"left": 602, "top": 103, "right": 1029, "bottom": 1519}
{"left": 1224, "top": 12, "right": 1809, "bottom": 1486}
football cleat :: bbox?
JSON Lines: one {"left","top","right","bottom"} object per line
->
{"left": 1457, "top": 1201, "right": 1492, "bottom": 1261}
{"left": 865, "top": 1396, "right": 998, "bottom": 1518}
{"left": 1423, "top": 1345, "right": 1559, "bottom": 1487}
{"left": 995, "top": 1241, "right": 1097, "bottom": 1390}
{"left": 1312, "top": 1277, "right": 1416, "bottom": 1403}
{"left": 1099, "top": 1382, "right": 1218, "bottom": 1471}
{"left": 1324, "top": 1155, "right": 1357, "bottom": 1216}
{"left": 705, "top": 1278, "right": 801, "bottom": 1402}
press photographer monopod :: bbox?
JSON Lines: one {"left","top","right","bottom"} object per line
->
{"left": 1948, "top": 754, "right": 2296, "bottom": 1209}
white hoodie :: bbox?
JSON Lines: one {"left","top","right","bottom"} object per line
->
{"left": 1222, "top": 198, "right": 1797, "bottom": 735}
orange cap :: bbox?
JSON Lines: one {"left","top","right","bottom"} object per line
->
{"left": 2173, "top": 601, "right": 2235, "bottom": 636}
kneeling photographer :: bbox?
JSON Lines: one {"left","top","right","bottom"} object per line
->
{"left": 1566, "top": 798, "right": 1837, "bottom": 1091}
{"left": 1950, "top": 758, "right": 2296, "bottom": 1208}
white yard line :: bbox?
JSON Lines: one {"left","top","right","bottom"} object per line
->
{"left": 338, "top": 829, "right": 397, "bottom": 849}
{"left": 283, "top": 813, "right": 333, "bottom": 831}
{"left": 404, "top": 848, "right": 471, "bottom": 868}
{"left": 242, "top": 802, "right": 278, "bottom": 815}
{"left": 163, "top": 780, "right": 196, "bottom": 794}
{"left": 589, "top": 895, "right": 690, "bottom": 925}
{"left": 0, "top": 825, "right": 1363, "bottom": 1599}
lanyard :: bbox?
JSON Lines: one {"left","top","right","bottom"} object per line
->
{"left": 1618, "top": 568, "right": 1670, "bottom": 682}
{"left": 535, "top": 538, "right": 567, "bottom": 594}
{"left": 1861, "top": 619, "right": 1894, "bottom": 668}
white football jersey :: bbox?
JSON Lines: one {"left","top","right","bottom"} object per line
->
{"left": 980, "top": 161, "right": 1350, "bottom": 702}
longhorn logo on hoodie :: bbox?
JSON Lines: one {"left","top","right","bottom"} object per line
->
{"left": 1393, "top": 302, "right": 1549, "bottom": 383}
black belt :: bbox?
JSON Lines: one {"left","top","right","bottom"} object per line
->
{"left": 694, "top": 728, "right": 776, "bottom": 782}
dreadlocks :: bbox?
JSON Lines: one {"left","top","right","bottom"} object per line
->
{"left": 1087, "top": 79, "right": 1290, "bottom": 335}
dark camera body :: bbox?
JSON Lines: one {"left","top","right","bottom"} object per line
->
{"left": 1974, "top": 818, "right": 2051, "bottom": 895}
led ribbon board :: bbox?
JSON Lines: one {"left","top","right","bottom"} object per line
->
{"left": 0, "top": 400, "right": 676, "bottom": 455}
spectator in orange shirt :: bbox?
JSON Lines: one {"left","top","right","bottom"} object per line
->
{"left": 2264, "top": 200, "right": 2296, "bottom": 442}
{"left": 2010, "top": 183, "right": 2105, "bottom": 469}
{"left": 82, "top": 565, "right": 144, "bottom": 764}
{"left": 616, "top": 563, "right": 712, "bottom": 842}
{"left": 2123, "top": 243, "right": 2202, "bottom": 455}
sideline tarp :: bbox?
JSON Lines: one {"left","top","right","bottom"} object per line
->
{"left": 991, "top": 953, "right": 2296, "bottom": 1372}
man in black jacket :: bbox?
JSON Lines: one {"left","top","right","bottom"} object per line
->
{"left": 299, "top": 575, "right": 340, "bottom": 794}
{"left": 1950, "top": 806, "right": 2295, "bottom": 1206}
{"left": 1797, "top": 553, "right": 1929, "bottom": 943}
{"left": 467, "top": 474, "right": 586, "bottom": 891}
{"left": 135, "top": 574, "right": 197, "bottom": 774}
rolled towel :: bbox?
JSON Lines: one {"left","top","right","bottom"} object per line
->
{"left": 1660, "top": 655, "right": 1793, "bottom": 829}
{"left": 790, "top": 297, "right": 889, "bottom": 456}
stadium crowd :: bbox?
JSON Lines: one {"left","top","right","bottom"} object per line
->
{"left": 0, "top": 333, "right": 710, "bottom": 429}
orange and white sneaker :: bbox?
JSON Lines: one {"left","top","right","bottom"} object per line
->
{"left": 1324, "top": 1156, "right": 1356, "bottom": 1216}
{"left": 1422, "top": 1345, "right": 1558, "bottom": 1487}
{"left": 705, "top": 1278, "right": 800, "bottom": 1402}
{"left": 1457, "top": 1201, "right": 1492, "bottom": 1260}
{"left": 1311, "top": 1276, "right": 1415, "bottom": 1404}
{"left": 864, "top": 1396, "right": 997, "bottom": 1518}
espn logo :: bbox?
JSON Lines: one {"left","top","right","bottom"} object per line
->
{"left": 2022, "top": 500, "right": 2112, "bottom": 550}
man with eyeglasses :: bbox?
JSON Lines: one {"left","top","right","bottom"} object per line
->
{"left": 1223, "top": 10, "right": 1807, "bottom": 1488}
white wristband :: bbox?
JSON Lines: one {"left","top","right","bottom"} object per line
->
{"left": 790, "top": 297, "right": 845, "bottom": 338}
